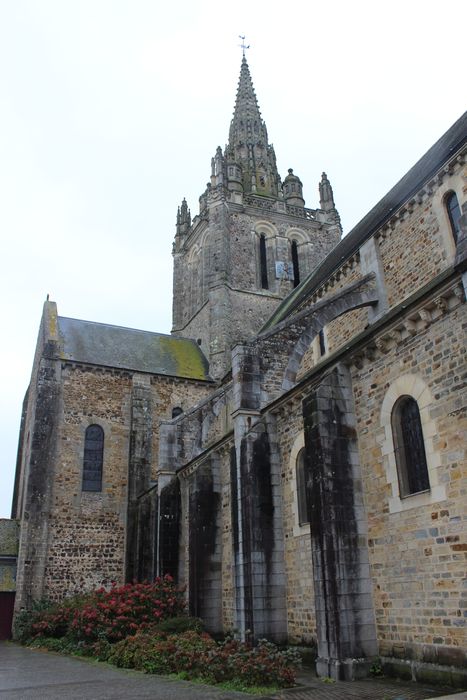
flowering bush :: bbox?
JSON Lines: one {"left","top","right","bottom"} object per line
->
{"left": 28, "top": 576, "right": 185, "bottom": 644}
{"left": 108, "top": 631, "right": 300, "bottom": 687}
{"left": 22, "top": 578, "right": 300, "bottom": 688}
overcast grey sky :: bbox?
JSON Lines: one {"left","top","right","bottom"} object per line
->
{"left": 1, "top": 0, "right": 466, "bottom": 517}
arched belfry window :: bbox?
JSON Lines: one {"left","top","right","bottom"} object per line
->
{"left": 172, "top": 406, "right": 183, "bottom": 418}
{"left": 291, "top": 240, "right": 300, "bottom": 287}
{"left": 445, "top": 191, "right": 461, "bottom": 243}
{"left": 259, "top": 234, "right": 268, "bottom": 289}
{"left": 82, "top": 424, "right": 104, "bottom": 492}
{"left": 391, "top": 396, "right": 429, "bottom": 497}
{"left": 296, "top": 449, "right": 309, "bottom": 526}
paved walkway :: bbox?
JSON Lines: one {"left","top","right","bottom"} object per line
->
{"left": 0, "top": 643, "right": 465, "bottom": 700}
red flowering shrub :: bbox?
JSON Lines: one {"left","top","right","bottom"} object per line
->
{"left": 29, "top": 576, "right": 185, "bottom": 644}
{"left": 69, "top": 576, "right": 185, "bottom": 642}
{"left": 23, "top": 579, "right": 300, "bottom": 688}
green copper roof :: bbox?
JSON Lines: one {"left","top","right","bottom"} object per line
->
{"left": 57, "top": 316, "right": 211, "bottom": 381}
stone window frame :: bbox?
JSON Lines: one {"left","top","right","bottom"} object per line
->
{"left": 391, "top": 395, "right": 430, "bottom": 497}
{"left": 254, "top": 221, "right": 277, "bottom": 291}
{"left": 431, "top": 173, "right": 464, "bottom": 259}
{"left": 289, "top": 431, "right": 311, "bottom": 537}
{"left": 82, "top": 423, "right": 105, "bottom": 492}
{"left": 444, "top": 190, "right": 461, "bottom": 244}
{"left": 380, "top": 374, "right": 445, "bottom": 514}
{"left": 286, "top": 228, "right": 309, "bottom": 283}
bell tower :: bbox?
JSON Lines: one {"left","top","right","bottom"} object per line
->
{"left": 172, "top": 55, "right": 342, "bottom": 380}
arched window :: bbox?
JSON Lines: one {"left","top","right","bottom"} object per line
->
{"left": 172, "top": 406, "right": 183, "bottom": 418}
{"left": 296, "top": 449, "right": 309, "bottom": 526}
{"left": 391, "top": 396, "right": 430, "bottom": 497}
{"left": 82, "top": 424, "right": 104, "bottom": 492}
{"left": 291, "top": 240, "right": 300, "bottom": 287}
{"left": 445, "top": 191, "right": 461, "bottom": 243}
{"left": 318, "top": 329, "right": 326, "bottom": 356}
{"left": 259, "top": 234, "right": 268, "bottom": 289}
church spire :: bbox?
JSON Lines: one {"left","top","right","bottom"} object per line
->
{"left": 225, "top": 56, "right": 281, "bottom": 198}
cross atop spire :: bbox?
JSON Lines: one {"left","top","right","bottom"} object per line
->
{"left": 238, "top": 35, "right": 250, "bottom": 58}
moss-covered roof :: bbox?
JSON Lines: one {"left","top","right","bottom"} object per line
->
{"left": 57, "top": 316, "right": 211, "bottom": 381}
{"left": 262, "top": 110, "right": 467, "bottom": 332}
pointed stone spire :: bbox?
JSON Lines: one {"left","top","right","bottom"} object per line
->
{"left": 225, "top": 56, "right": 280, "bottom": 197}
{"left": 319, "top": 172, "right": 335, "bottom": 212}
{"left": 319, "top": 172, "right": 342, "bottom": 236}
{"left": 175, "top": 197, "right": 191, "bottom": 238}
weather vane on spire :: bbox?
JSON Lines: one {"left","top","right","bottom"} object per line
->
{"left": 239, "top": 35, "right": 250, "bottom": 57}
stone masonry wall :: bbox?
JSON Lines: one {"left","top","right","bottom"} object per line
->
{"left": 378, "top": 165, "right": 465, "bottom": 308}
{"left": 351, "top": 300, "right": 466, "bottom": 667}
{"left": 149, "top": 376, "right": 213, "bottom": 480}
{"left": 275, "top": 400, "right": 315, "bottom": 644}
{"left": 43, "top": 365, "right": 132, "bottom": 599}
{"left": 274, "top": 164, "right": 465, "bottom": 388}
{"left": 178, "top": 443, "right": 235, "bottom": 635}
{"left": 40, "top": 366, "right": 212, "bottom": 599}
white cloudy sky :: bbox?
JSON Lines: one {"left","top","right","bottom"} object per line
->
{"left": 0, "top": 0, "right": 465, "bottom": 517}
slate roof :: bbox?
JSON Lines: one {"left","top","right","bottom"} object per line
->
{"left": 57, "top": 316, "right": 211, "bottom": 381}
{"left": 262, "top": 110, "right": 467, "bottom": 332}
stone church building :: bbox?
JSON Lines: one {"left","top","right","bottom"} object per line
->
{"left": 12, "top": 57, "right": 466, "bottom": 681}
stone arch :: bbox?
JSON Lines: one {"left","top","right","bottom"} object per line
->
{"left": 282, "top": 285, "right": 378, "bottom": 390}
{"left": 254, "top": 220, "right": 277, "bottom": 239}
{"left": 286, "top": 227, "right": 308, "bottom": 245}
{"left": 288, "top": 431, "right": 310, "bottom": 537}
{"left": 286, "top": 228, "right": 309, "bottom": 286}
{"left": 254, "top": 222, "right": 277, "bottom": 290}
{"left": 188, "top": 245, "right": 201, "bottom": 312}
{"left": 431, "top": 170, "right": 464, "bottom": 258}
{"left": 380, "top": 374, "right": 445, "bottom": 513}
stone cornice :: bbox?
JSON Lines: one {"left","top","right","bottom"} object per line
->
{"left": 177, "top": 432, "right": 234, "bottom": 479}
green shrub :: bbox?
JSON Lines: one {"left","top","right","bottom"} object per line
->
{"left": 28, "top": 636, "right": 77, "bottom": 654}
{"left": 107, "top": 631, "right": 300, "bottom": 688}
{"left": 154, "top": 615, "right": 204, "bottom": 635}
{"left": 107, "top": 629, "right": 215, "bottom": 674}
{"left": 14, "top": 599, "right": 51, "bottom": 643}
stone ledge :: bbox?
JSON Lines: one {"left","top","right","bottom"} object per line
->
{"left": 381, "top": 656, "right": 467, "bottom": 690}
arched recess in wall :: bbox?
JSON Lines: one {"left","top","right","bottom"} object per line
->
{"left": 82, "top": 424, "right": 104, "bottom": 492}
{"left": 287, "top": 228, "right": 308, "bottom": 288}
{"left": 431, "top": 176, "right": 464, "bottom": 258}
{"left": 199, "top": 229, "right": 214, "bottom": 304}
{"left": 282, "top": 285, "right": 378, "bottom": 390}
{"left": 444, "top": 190, "right": 461, "bottom": 244}
{"left": 254, "top": 222, "right": 277, "bottom": 291}
{"left": 187, "top": 244, "right": 201, "bottom": 313}
{"left": 289, "top": 431, "right": 310, "bottom": 537}
{"left": 380, "top": 374, "right": 445, "bottom": 514}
